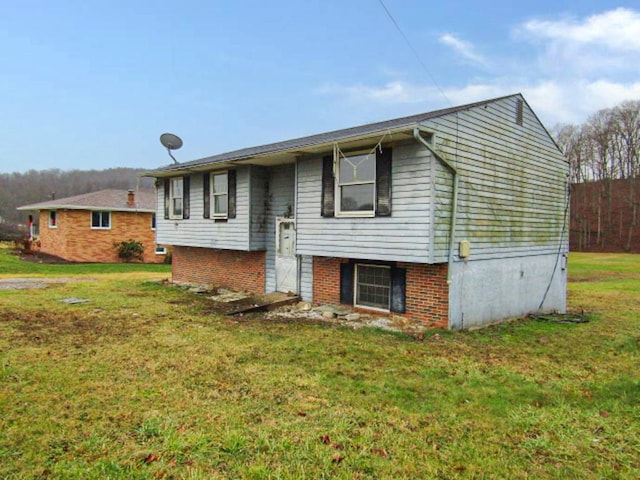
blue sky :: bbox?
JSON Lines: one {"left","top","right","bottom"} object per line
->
{"left": 1, "top": 1, "right": 639, "bottom": 173}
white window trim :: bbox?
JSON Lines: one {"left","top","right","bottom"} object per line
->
{"left": 334, "top": 148, "right": 376, "bottom": 218}
{"left": 90, "top": 211, "right": 111, "bottom": 230}
{"left": 155, "top": 246, "right": 167, "bottom": 255}
{"left": 210, "top": 171, "right": 229, "bottom": 219}
{"left": 354, "top": 264, "right": 391, "bottom": 312}
{"left": 48, "top": 210, "right": 58, "bottom": 229}
{"left": 169, "top": 177, "right": 184, "bottom": 220}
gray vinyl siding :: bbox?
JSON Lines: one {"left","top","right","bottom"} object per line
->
{"left": 155, "top": 95, "right": 567, "bottom": 268}
{"left": 265, "top": 164, "right": 296, "bottom": 293}
{"left": 155, "top": 167, "right": 251, "bottom": 250}
{"left": 296, "top": 142, "right": 433, "bottom": 263}
{"left": 249, "top": 166, "right": 268, "bottom": 250}
{"left": 299, "top": 255, "right": 313, "bottom": 301}
{"left": 425, "top": 96, "right": 568, "bottom": 262}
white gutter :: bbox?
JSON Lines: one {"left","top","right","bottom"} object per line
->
{"left": 413, "top": 127, "right": 459, "bottom": 284}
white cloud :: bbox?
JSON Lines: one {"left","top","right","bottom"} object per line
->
{"left": 438, "top": 33, "right": 487, "bottom": 65}
{"left": 516, "top": 8, "right": 640, "bottom": 76}
{"left": 521, "top": 8, "right": 640, "bottom": 51}
{"left": 318, "top": 8, "right": 640, "bottom": 127}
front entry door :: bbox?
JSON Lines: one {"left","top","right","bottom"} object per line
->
{"left": 275, "top": 217, "right": 298, "bottom": 294}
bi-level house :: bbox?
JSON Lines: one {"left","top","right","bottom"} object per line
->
{"left": 145, "top": 94, "right": 569, "bottom": 329}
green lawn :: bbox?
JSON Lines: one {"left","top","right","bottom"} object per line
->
{"left": 0, "top": 245, "right": 638, "bottom": 479}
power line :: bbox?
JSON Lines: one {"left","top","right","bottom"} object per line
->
{"left": 376, "top": 0, "right": 452, "bottom": 107}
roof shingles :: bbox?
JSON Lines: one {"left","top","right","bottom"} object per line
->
{"left": 17, "top": 189, "right": 156, "bottom": 212}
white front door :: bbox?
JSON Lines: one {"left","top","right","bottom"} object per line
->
{"left": 275, "top": 218, "right": 298, "bottom": 294}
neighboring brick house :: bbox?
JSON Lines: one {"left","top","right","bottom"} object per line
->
{"left": 17, "top": 189, "right": 166, "bottom": 263}
{"left": 145, "top": 94, "right": 569, "bottom": 329}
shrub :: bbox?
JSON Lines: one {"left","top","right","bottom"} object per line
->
{"left": 15, "top": 235, "right": 39, "bottom": 253}
{"left": 114, "top": 239, "right": 144, "bottom": 263}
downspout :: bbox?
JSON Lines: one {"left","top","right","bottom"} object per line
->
{"left": 413, "top": 127, "right": 459, "bottom": 284}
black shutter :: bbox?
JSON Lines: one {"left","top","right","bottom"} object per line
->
{"left": 321, "top": 155, "right": 335, "bottom": 217}
{"left": 163, "top": 179, "right": 170, "bottom": 219}
{"left": 182, "top": 176, "right": 190, "bottom": 219}
{"left": 203, "top": 173, "right": 210, "bottom": 219}
{"left": 390, "top": 266, "right": 406, "bottom": 313}
{"left": 228, "top": 170, "right": 237, "bottom": 219}
{"left": 340, "top": 262, "right": 354, "bottom": 305}
{"left": 376, "top": 146, "right": 392, "bottom": 216}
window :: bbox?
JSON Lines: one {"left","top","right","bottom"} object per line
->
{"left": 321, "top": 145, "right": 392, "bottom": 218}
{"left": 48, "top": 210, "right": 57, "bottom": 228}
{"left": 170, "top": 178, "right": 183, "bottom": 219}
{"left": 155, "top": 246, "right": 167, "bottom": 255}
{"left": 163, "top": 176, "right": 190, "bottom": 220}
{"left": 340, "top": 261, "right": 405, "bottom": 313}
{"left": 203, "top": 170, "right": 236, "bottom": 220}
{"left": 336, "top": 151, "right": 376, "bottom": 216}
{"left": 211, "top": 172, "right": 228, "bottom": 217}
{"left": 151, "top": 213, "right": 156, "bottom": 230}
{"left": 91, "top": 211, "right": 111, "bottom": 229}
{"left": 355, "top": 264, "right": 391, "bottom": 311}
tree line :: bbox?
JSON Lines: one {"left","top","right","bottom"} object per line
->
{"left": 0, "top": 168, "right": 154, "bottom": 226}
{"left": 554, "top": 100, "right": 640, "bottom": 252}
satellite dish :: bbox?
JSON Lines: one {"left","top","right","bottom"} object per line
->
{"left": 160, "top": 133, "right": 183, "bottom": 164}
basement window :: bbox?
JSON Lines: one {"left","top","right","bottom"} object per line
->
{"left": 155, "top": 246, "right": 167, "bottom": 255}
{"left": 48, "top": 210, "right": 57, "bottom": 228}
{"left": 91, "top": 211, "right": 111, "bottom": 229}
{"left": 355, "top": 264, "right": 391, "bottom": 311}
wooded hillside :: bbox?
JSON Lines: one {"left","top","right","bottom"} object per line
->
{"left": 554, "top": 99, "right": 639, "bottom": 252}
{"left": 0, "top": 168, "right": 155, "bottom": 227}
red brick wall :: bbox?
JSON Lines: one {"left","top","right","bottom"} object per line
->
{"left": 313, "top": 257, "right": 449, "bottom": 329}
{"left": 37, "top": 209, "right": 163, "bottom": 263}
{"left": 38, "top": 211, "right": 68, "bottom": 259}
{"left": 173, "top": 246, "right": 266, "bottom": 294}
{"left": 401, "top": 262, "right": 449, "bottom": 328}
{"left": 313, "top": 256, "right": 343, "bottom": 305}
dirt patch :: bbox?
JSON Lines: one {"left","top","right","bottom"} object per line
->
{"left": 1, "top": 308, "right": 141, "bottom": 347}
{"left": 0, "top": 277, "right": 95, "bottom": 290}
{"left": 17, "top": 250, "right": 74, "bottom": 264}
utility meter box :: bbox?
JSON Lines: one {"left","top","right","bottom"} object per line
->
{"left": 459, "top": 240, "right": 471, "bottom": 258}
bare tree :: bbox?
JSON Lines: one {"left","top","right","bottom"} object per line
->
{"left": 554, "top": 99, "right": 640, "bottom": 252}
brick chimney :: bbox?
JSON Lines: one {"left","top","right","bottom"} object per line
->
{"left": 127, "top": 190, "right": 135, "bottom": 207}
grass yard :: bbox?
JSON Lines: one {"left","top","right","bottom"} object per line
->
{"left": 0, "top": 244, "right": 638, "bottom": 479}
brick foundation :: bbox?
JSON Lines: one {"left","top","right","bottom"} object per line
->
{"left": 173, "top": 246, "right": 266, "bottom": 295}
{"left": 313, "top": 256, "right": 449, "bottom": 329}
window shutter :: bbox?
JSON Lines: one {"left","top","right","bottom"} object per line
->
{"left": 340, "top": 262, "right": 354, "bottom": 305}
{"left": 228, "top": 170, "right": 237, "bottom": 219}
{"left": 163, "top": 179, "right": 170, "bottom": 219}
{"left": 182, "top": 176, "right": 190, "bottom": 219}
{"left": 390, "top": 266, "right": 406, "bottom": 313}
{"left": 376, "top": 146, "right": 392, "bottom": 216}
{"left": 321, "top": 155, "right": 335, "bottom": 217}
{"left": 203, "top": 173, "right": 210, "bottom": 219}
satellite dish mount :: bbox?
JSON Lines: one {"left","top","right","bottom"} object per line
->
{"left": 160, "top": 133, "right": 183, "bottom": 164}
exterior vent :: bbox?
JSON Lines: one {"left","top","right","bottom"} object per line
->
{"left": 516, "top": 99, "right": 524, "bottom": 126}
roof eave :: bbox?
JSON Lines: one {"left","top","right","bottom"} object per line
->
{"left": 142, "top": 124, "right": 419, "bottom": 178}
{"left": 17, "top": 205, "right": 155, "bottom": 213}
